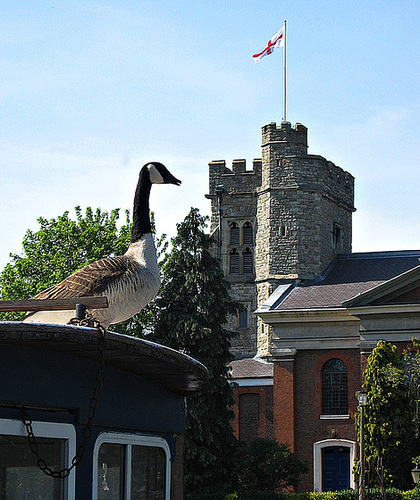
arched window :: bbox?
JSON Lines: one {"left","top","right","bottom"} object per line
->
{"left": 322, "top": 359, "right": 348, "bottom": 415}
{"left": 229, "top": 222, "right": 240, "bottom": 246}
{"left": 333, "top": 223, "right": 342, "bottom": 252}
{"left": 229, "top": 249, "right": 240, "bottom": 274}
{"left": 239, "top": 393, "right": 260, "bottom": 442}
{"left": 239, "top": 307, "right": 248, "bottom": 328}
{"left": 242, "top": 222, "right": 253, "bottom": 245}
{"left": 242, "top": 248, "right": 253, "bottom": 274}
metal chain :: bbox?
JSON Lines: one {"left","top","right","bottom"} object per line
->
{"left": 21, "top": 317, "right": 107, "bottom": 479}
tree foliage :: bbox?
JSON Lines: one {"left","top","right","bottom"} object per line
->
{"left": 147, "top": 208, "right": 239, "bottom": 495}
{"left": 358, "top": 340, "right": 414, "bottom": 489}
{"left": 234, "top": 438, "right": 308, "bottom": 494}
{"left": 403, "top": 338, "right": 420, "bottom": 461}
{"left": 0, "top": 206, "right": 165, "bottom": 333}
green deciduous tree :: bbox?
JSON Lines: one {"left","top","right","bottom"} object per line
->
{"left": 403, "top": 338, "right": 420, "bottom": 461}
{"left": 147, "top": 208, "right": 239, "bottom": 496}
{"left": 0, "top": 206, "right": 166, "bottom": 333}
{"left": 358, "top": 340, "right": 414, "bottom": 489}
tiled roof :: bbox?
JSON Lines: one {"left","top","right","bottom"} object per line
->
{"left": 272, "top": 251, "right": 420, "bottom": 311}
{"left": 230, "top": 357, "right": 273, "bottom": 379}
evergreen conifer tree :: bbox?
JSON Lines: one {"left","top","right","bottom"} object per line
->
{"left": 150, "top": 207, "right": 238, "bottom": 495}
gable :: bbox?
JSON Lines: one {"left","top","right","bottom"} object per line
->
{"left": 343, "top": 264, "right": 420, "bottom": 308}
{"left": 373, "top": 284, "right": 420, "bottom": 306}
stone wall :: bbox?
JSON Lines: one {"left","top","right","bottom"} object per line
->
{"left": 207, "top": 122, "right": 355, "bottom": 358}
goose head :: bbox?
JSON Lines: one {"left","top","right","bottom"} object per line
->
{"left": 146, "top": 162, "right": 181, "bottom": 186}
{"left": 131, "top": 162, "right": 181, "bottom": 242}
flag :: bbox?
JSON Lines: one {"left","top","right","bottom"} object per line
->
{"left": 252, "top": 25, "right": 285, "bottom": 63}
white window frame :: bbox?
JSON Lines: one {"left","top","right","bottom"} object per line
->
{"left": 92, "top": 432, "right": 171, "bottom": 499}
{"left": 0, "top": 417, "right": 76, "bottom": 500}
{"left": 313, "top": 438, "right": 356, "bottom": 492}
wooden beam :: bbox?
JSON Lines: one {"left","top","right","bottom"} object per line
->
{"left": 0, "top": 296, "right": 108, "bottom": 312}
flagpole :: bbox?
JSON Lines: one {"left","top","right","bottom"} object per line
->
{"left": 283, "top": 19, "right": 287, "bottom": 122}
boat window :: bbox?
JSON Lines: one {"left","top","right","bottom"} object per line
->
{"left": 93, "top": 433, "right": 170, "bottom": 500}
{"left": 0, "top": 418, "right": 76, "bottom": 500}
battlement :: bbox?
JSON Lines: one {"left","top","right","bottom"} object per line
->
{"left": 207, "top": 120, "right": 356, "bottom": 357}
{"left": 208, "top": 158, "right": 262, "bottom": 195}
{"left": 262, "top": 121, "right": 308, "bottom": 155}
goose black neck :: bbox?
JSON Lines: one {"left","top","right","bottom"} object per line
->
{"left": 131, "top": 167, "right": 152, "bottom": 242}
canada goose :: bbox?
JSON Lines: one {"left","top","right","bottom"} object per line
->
{"left": 23, "top": 162, "right": 181, "bottom": 327}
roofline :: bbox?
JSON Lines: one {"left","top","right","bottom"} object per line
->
{"left": 314, "top": 250, "right": 420, "bottom": 283}
{"left": 231, "top": 377, "right": 273, "bottom": 387}
{"left": 347, "top": 303, "right": 420, "bottom": 317}
{"left": 336, "top": 250, "right": 420, "bottom": 260}
{"left": 343, "top": 264, "right": 420, "bottom": 307}
{"left": 256, "top": 307, "right": 357, "bottom": 324}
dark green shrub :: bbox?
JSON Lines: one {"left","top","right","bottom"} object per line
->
{"left": 281, "top": 493, "right": 310, "bottom": 500}
{"left": 234, "top": 438, "right": 308, "bottom": 495}
{"left": 402, "top": 490, "right": 420, "bottom": 500}
{"left": 238, "top": 492, "right": 281, "bottom": 500}
{"left": 185, "top": 492, "right": 228, "bottom": 500}
{"left": 334, "top": 489, "right": 357, "bottom": 500}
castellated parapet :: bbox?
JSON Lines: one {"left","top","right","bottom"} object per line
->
{"left": 262, "top": 121, "right": 308, "bottom": 156}
{"left": 208, "top": 158, "right": 262, "bottom": 235}
{"left": 207, "top": 122, "right": 355, "bottom": 357}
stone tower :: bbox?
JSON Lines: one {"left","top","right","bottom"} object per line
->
{"left": 207, "top": 122, "right": 355, "bottom": 357}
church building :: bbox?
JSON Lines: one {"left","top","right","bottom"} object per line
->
{"left": 206, "top": 121, "right": 420, "bottom": 492}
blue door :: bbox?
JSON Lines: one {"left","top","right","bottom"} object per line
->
{"left": 322, "top": 446, "right": 350, "bottom": 491}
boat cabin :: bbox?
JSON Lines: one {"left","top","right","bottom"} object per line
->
{"left": 0, "top": 321, "right": 208, "bottom": 499}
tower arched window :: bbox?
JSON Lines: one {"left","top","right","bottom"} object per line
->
{"left": 229, "top": 249, "right": 240, "bottom": 274}
{"left": 242, "top": 248, "right": 253, "bottom": 274}
{"left": 239, "top": 306, "right": 248, "bottom": 328}
{"left": 322, "top": 358, "right": 348, "bottom": 415}
{"left": 229, "top": 222, "right": 240, "bottom": 246}
{"left": 242, "top": 222, "right": 253, "bottom": 245}
{"left": 333, "top": 223, "right": 342, "bottom": 252}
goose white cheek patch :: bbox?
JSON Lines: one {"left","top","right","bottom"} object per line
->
{"left": 148, "top": 164, "right": 164, "bottom": 184}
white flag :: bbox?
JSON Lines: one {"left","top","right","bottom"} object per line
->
{"left": 252, "top": 25, "right": 285, "bottom": 63}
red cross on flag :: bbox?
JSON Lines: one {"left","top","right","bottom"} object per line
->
{"left": 253, "top": 24, "right": 285, "bottom": 63}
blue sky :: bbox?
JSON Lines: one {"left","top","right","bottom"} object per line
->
{"left": 0, "top": 0, "right": 419, "bottom": 270}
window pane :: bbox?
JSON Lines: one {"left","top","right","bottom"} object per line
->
{"left": 239, "top": 309, "right": 248, "bottom": 328}
{"left": 0, "top": 435, "right": 65, "bottom": 500}
{"left": 131, "top": 446, "right": 166, "bottom": 500}
{"left": 322, "top": 359, "right": 348, "bottom": 415}
{"left": 98, "top": 443, "right": 125, "bottom": 500}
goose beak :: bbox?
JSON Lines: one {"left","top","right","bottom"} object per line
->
{"left": 165, "top": 172, "right": 181, "bottom": 186}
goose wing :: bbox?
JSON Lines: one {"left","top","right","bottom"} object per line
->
{"left": 33, "top": 255, "right": 134, "bottom": 300}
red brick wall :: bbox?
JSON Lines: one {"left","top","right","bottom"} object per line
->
{"left": 232, "top": 385, "right": 274, "bottom": 441}
{"left": 272, "top": 349, "right": 361, "bottom": 492}
{"left": 273, "top": 358, "right": 295, "bottom": 450}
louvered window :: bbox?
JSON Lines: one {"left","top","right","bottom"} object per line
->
{"left": 322, "top": 359, "right": 348, "bottom": 415}
{"left": 242, "top": 248, "right": 253, "bottom": 274}
{"left": 229, "top": 249, "right": 240, "bottom": 274}
{"left": 243, "top": 222, "right": 253, "bottom": 245}
{"left": 229, "top": 223, "right": 240, "bottom": 246}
